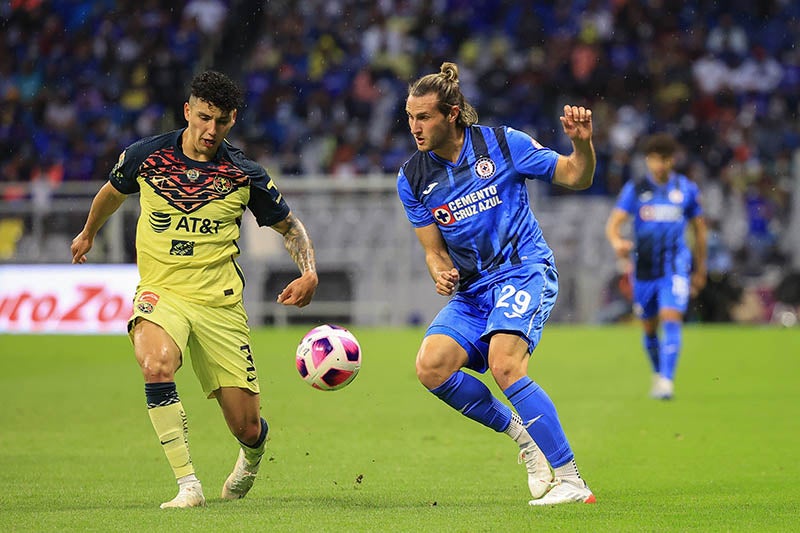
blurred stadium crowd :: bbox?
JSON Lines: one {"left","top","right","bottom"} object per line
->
{"left": 1, "top": 0, "right": 799, "bottom": 318}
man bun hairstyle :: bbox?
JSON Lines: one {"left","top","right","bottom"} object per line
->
{"left": 409, "top": 61, "right": 478, "bottom": 127}
{"left": 643, "top": 133, "right": 678, "bottom": 157}
{"left": 190, "top": 70, "right": 243, "bottom": 113}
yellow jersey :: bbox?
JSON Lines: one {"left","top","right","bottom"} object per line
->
{"left": 109, "top": 129, "right": 289, "bottom": 306}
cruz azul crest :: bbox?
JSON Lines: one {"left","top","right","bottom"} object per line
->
{"left": 473, "top": 156, "right": 496, "bottom": 179}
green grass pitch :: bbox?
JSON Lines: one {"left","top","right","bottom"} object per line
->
{"left": 1, "top": 325, "right": 798, "bottom": 532}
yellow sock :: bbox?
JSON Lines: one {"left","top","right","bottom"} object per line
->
{"left": 241, "top": 417, "right": 269, "bottom": 465}
{"left": 148, "top": 401, "right": 194, "bottom": 479}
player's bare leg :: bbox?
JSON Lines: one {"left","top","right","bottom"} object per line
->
{"left": 217, "top": 387, "right": 268, "bottom": 500}
{"left": 133, "top": 319, "right": 206, "bottom": 509}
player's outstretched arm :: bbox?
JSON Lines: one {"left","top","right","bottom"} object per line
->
{"left": 271, "top": 212, "right": 318, "bottom": 307}
{"left": 71, "top": 181, "right": 128, "bottom": 264}
{"left": 553, "top": 105, "right": 595, "bottom": 190}
{"left": 414, "top": 224, "right": 459, "bottom": 296}
{"left": 605, "top": 208, "right": 634, "bottom": 259}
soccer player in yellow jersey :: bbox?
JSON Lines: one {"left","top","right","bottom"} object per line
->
{"left": 71, "top": 71, "right": 318, "bottom": 508}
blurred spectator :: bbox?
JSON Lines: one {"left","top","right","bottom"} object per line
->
{"left": 183, "top": 0, "right": 228, "bottom": 36}
{"left": 706, "top": 219, "right": 734, "bottom": 276}
{"left": 741, "top": 174, "right": 783, "bottom": 272}
{"left": 729, "top": 46, "right": 784, "bottom": 95}
{"left": 692, "top": 51, "right": 731, "bottom": 96}
{"left": 706, "top": 13, "right": 749, "bottom": 58}
{"left": 0, "top": 0, "right": 205, "bottom": 194}
{"left": 1, "top": 0, "right": 799, "bottom": 287}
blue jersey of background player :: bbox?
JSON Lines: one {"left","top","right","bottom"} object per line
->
{"left": 606, "top": 133, "right": 707, "bottom": 400}
{"left": 397, "top": 62, "right": 597, "bottom": 506}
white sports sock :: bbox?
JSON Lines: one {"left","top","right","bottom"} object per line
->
{"left": 505, "top": 412, "right": 534, "bottom": 448}
{"left": 554, "top": 459, "right": 582, "bottom": 481}
{"left": 177, "top": 473, "right": 199, "bottom": 487}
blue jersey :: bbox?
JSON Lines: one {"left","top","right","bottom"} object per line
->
{"left": 397, "top": 125, "right": 559, "bottom": 291}
{"left": 615, "top": 172, "right": 702, "bottom": 281}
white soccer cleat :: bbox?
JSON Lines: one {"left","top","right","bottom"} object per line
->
{"left": 528, "top": 477, "right": 596, "bottom": 506}
{"left": 221, "top": 448, "right": 262, "bottom": 500}
{"left": 159, "top": 481, "right": 206, "bottom": 509}
{"left": 650, "top": 373, "right": 661, "bottom": 396}
{"left": 650, "top": 375, "right": 674, "bottom": 400}
{"left": 519, "top": 442, "right": 554, "bottom": 499}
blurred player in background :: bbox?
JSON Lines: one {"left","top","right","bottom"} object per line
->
{"left": 605, "top": 133, "right": 707, "bottom": 400}
{"left": 71, "top": 70, "right": 318, "bottom": 508}
{"left": 397, "top": 62, "right": 596, "bottom": 506}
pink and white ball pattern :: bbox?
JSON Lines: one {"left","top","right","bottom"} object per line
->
{"left": 295, "top": 324, "right": 361, "bottom": 391}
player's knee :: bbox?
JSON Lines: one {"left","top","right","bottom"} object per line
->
{"left": 488, "top": 355, "right": 526, "bottom": 389}
{"left": 659, "top": 309, "right": 683, "bottom": 322}
{"left": 139, "top": 352, "right": 179, "bottom": 381}
{"left": 415, "top": 349, "right": 456, "bottom": 389}
{"left": 415, "top": 356, "right": 440, "bottom": 388}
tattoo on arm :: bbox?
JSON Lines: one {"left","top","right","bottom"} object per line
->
{"left": 281, "top": 213, "right": 316, "bottom": 274}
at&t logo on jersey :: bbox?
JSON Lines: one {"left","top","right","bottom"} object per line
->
{"left": 149, "top": 212, "right": 171, "bottom": 233}
{"left": 431, "top": 184, "right": 503, "bottom": 226}
{"left": 148, "top": 212, "right": 222, "bottom": 234}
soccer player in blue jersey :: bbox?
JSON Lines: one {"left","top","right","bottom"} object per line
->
{"left": 71, "top": 71, "right": 318, "bottom": 508}
{"left": 397, "top": 62, "right": 596, "bottom": 506}
{"left": 605, "top": 133, "right": 707, "bottom": 400}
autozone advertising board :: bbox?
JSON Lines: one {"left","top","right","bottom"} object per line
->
{"left": 0, "top": 264, "right": 138, "bottom": 334}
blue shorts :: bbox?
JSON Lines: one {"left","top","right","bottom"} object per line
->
{"left": 425, "top": 263, "right": 558, "bottom": 373}
{"left": 632, "top": 274, "right": 690, "bottom": 319}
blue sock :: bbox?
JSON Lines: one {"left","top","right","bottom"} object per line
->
{"left": 504, "top": 377, "right": 573, "bottom": 468}
{"left": 643, "top": 333, "right": 660, "bottom": 373}
{"left": 238, "top": 417, "right": 269, "bottom": 449}
{"left": 660, "top": 321, "right": 682, "bottom": 380}
{"left": 430, "top": 371, "right": 511, "bottom": 433}
{"left": 145, "top": 381, "right": 179, "bottom": 407}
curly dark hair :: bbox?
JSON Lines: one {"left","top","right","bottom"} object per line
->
{"left": 189, "top": 70, "right": 243, "bottom": 113}
{"left": 642, "top": 133, "right": 678, "bottom": 157}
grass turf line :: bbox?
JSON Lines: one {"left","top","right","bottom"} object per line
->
{"left": 0, "top": 325, "right": 797, "bottom": 531}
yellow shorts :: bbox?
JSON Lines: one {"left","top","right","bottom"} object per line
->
{"left": 128, "top": 287, "right": 259, "bottom": 397}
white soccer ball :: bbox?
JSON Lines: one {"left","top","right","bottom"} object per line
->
{"left": 295, "top": 324, "right": 362, "bottom": 391}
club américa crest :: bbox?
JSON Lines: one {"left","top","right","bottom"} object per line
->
{"left": 213, "top": 175, "right": 233, "bottom": 194}
{"left": 473, "top": 156, "right": 496, "bottom": 179}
